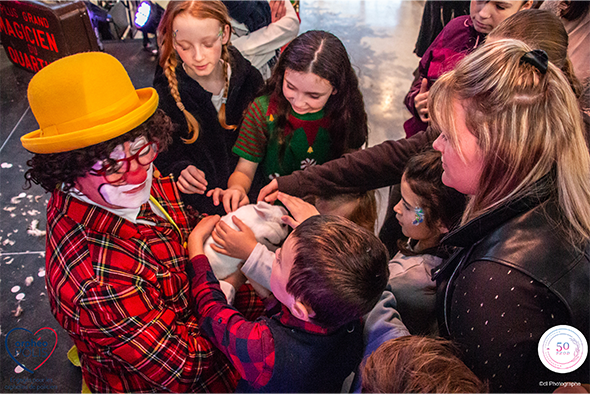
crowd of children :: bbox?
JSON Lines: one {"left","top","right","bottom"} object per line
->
{"left": 19, "top": 0, "right": 590, "bottom": 393}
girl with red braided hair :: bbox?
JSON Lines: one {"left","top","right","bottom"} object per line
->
{"left": 154, "top": 1, "right": 264, "bottom": 216}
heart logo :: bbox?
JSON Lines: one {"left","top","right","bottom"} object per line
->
{"left": 5, "top": 327, "right": 58, "bottom": 373}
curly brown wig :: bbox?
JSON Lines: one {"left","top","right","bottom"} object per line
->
{"left": 24, "top": 109, "right": 173, "bottom": 192}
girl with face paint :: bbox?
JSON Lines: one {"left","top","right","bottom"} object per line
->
{"left": 365, "top": 150, "right": 466, "bottom": 339}
{"left": 154, "top": 1, "right": 264, "bottom": 216}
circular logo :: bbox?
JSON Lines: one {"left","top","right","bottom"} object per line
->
{"left": 538, "top": 325, "right": 587, "bottom": 373}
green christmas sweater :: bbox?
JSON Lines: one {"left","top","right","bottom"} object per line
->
{"left": 232, "top": 95, "right": 331, "bottom": 181}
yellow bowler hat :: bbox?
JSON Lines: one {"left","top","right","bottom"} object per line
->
{"left": 21, "top": 52, "right": 158, "bottom": 154}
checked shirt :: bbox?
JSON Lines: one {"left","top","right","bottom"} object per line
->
{"left": 45, "top": 175, "right": 238, "bottom": 393}
{"left": 188, "top": 255, "right": 331, "bottom": 390}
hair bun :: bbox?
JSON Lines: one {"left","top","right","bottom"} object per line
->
{"left": 520, "top": 49, "right": 548, "bottom": 74}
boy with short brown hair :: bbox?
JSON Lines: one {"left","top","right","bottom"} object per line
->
{"left": 187, "top": 214, "right": 389, "bottom": 392}
{"left": 362, "top": 336, "right": 488, "bottom": 393}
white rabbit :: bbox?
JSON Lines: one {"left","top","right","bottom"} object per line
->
{"left": 204, "top": 202, "right": 289, "bottom": 280}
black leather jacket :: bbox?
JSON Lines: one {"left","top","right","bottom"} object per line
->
{"left": 434, "top": 194, "right": 589, "bottom": 392}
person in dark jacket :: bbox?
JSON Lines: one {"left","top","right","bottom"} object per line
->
{"left": 154, "top": 0, "right": 263, "bottom": 216}
{"left": 427, "top": 39, "right": 590, "bottom": 391}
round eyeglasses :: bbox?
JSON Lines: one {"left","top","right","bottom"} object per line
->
{"left": 89, "top": 141, "right": 159, "bottom": 184}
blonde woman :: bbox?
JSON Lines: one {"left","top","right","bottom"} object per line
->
{"left": 430, "top": 39, "right": 590, "bottom": 392}
{"left": 154, "top": 1, "right": 263, "bottom": 215}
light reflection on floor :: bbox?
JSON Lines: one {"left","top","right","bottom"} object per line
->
{"left": 299, "top": 0, "right": 425, "bottom": 229}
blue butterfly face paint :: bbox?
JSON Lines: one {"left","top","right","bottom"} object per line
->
{"left": 412, "top": 207, "right": 425, "bottom": 226}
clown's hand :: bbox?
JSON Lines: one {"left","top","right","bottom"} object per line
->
{"left": 178, "top": 165, "right": 208, "bottom": 194}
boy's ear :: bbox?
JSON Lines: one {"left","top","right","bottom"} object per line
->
{"left": 292, "top": 300, "right": 316, "bottom": 322}
{"left": 521, "top": 0, "right": 533, "bottom": 10}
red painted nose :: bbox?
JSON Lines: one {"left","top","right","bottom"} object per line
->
{"left": 123, "top": 164, "right": 148, "bottom": 185}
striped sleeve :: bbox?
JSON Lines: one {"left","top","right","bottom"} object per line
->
{"left": 233, "top": 96, "right": 269, "bottom": 163}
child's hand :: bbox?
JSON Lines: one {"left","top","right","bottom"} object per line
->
{"left": 270, "top": 0, "right": 286, "bottom": 22}
{"left": 277, "top": 192, "right": 320, "bottom": 228}
{"left": 207, "top": 187, "right": 249, "bottom": 213}
{"left": 177, "top": 165, "right": 208, "bottom": 194}
{"left": 211, "top": 216, "right": 258, "bottom": 260}
{"left": 223, "top": 267, "right": 247, "bottom": 290}
{"left": 188, "top": 215, "right": 220, "bottom": 260}
{"left": 257, "top": 179, "right": 279, "bottom": 203}
{"left": 414, "top": 78, "right": 430, "bottom": 123}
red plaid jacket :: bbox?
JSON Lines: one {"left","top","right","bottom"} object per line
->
{"left": 189, "top": 255, "right": 331, "bottom": 390}
{"left": 45, "top": 176, "right": 239, "bottom": 393}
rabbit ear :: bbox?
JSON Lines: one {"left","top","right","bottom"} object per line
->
{"left": 253, "top": 205, "right": 267, "bottom": 220}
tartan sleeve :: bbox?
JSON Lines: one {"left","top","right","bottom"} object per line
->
{"left": 232, "top": 96, "right": 269, "bottom": 163}
{"left": 68, "top": 239, "right": 235, "bottom": 392}
{"left": 188, "top": 255, "right": 276, "bottom": 389}
{"left": 79, "top": 288, "right": 225, "bottom": 392}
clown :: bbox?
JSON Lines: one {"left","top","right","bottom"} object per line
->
{"left": 21, "top": 52, "right": 248, "bottom": 393}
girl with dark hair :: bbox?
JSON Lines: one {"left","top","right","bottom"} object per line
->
{"left": 364, "top": 149, "right": 465, "bottom": 349}
{"left": 208, "top": 30, "right": 369, "bottom": 213}
{"left": 154, "top": 0, "right": 263, "bottom": 216}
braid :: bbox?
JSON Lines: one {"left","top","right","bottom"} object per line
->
{"left": 562, "top": 57, "right": 583, "bottom": 99}
{"left": 164, "top": 53, "right": 200, "bottom": 144}
{"left": 218, "top": 44, "right": 236, "bottom": 130}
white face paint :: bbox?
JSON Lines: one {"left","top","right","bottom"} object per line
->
{"left": 98, "top": 164, "right": 153, "bottom": 209}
